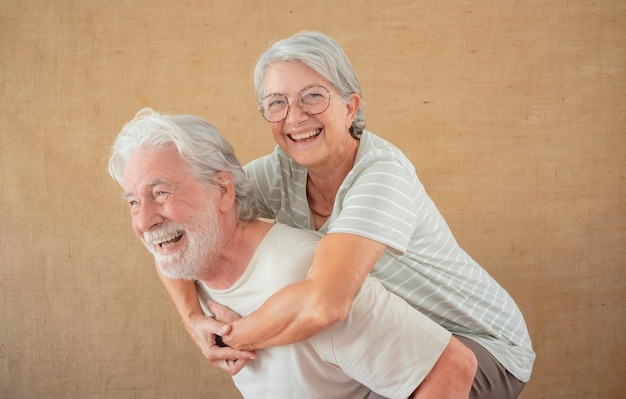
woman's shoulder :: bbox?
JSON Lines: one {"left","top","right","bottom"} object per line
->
{"left": 357, "top": 130, "right": 415, "bottom": 169}
{"left": 244, "top": 146, "right": 305, "bottom": 176}
{"left": 245, "top": 145, "right": 287, "bottom": 166}
{"left": 361, "top": 130, "right": 408, "bottom": 154}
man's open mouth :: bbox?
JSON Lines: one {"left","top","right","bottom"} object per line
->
{"left": 152, "top": 231, "right": 183, "bottom": 249}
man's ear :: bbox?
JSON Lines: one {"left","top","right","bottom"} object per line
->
{"left": 214, "top": 171, "right": 236, "bottom": 211}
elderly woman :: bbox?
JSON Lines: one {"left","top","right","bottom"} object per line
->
{"left": 160, "top": 31, "right": 534, "bottom": 399}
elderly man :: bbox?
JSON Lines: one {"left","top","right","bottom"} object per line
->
{"left": 108, "top": 108, "right": 476, "bottom": 399}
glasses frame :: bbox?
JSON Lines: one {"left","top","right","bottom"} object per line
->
{"left": 258, "top": 85, "right": 334, "bottom": 123}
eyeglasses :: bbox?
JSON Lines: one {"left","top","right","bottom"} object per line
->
{"left": 258, "top": 85, "right": 334, "bottom": 123}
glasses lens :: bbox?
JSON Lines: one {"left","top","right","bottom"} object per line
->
{"left": 299, "top": 86, "right": 331, "bottom": 115}
{"left": 260, "top": 94, "right": 289, "bottom": 122}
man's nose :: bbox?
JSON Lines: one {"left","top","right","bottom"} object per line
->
{"left": 133, "top": 201, "right": 163, "bottom": 234}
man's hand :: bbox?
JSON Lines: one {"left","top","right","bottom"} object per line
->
{"left": 187, "top": 308, "right": 256, "bottom": 376}
{"left": 207, "top": 300, "right": 243, "bottom": 324}
{"left": 207, "top": 300, "right": 253, "bottom": 351}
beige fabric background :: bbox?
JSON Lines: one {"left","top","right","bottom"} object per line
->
{"left": 1, "top": 1, "right": 624, "bottom": 398}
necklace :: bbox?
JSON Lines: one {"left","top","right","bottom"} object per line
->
{"left": 306, "top": 176, "right": 333, "bottom": 219}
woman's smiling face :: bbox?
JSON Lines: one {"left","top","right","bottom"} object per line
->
{"left": 263, "top": 61, "right": 360, "bottom": 169}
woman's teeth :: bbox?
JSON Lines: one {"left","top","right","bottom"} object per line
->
{"left": 289, "top": 129, "right": 321, "bottom": 141}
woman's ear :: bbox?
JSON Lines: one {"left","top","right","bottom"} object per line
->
{"left": 344, "top": 93, "right": 361, "bottom": 131}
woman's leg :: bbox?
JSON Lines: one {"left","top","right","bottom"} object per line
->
{"left": 454, "top": 335, "right": 526, "bottom": 399}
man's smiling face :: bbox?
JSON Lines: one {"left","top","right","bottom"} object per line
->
{"left": 122, "top": 144, "right": 223, "bottom": 280}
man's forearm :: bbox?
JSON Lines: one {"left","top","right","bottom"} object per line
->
{"left": 156, "top": 266, "right": 203, "bottom": 330}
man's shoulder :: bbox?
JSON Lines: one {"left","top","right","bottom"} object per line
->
{"left": 252, "top": 224, "right": 320, "bottom": 281}
{"left": 267, "top": 223, "right": 323, "bottom": 243}
{"left": 260, "top": 224, "right": 321, "bottom": 261}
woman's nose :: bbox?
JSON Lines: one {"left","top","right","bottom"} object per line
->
{"left": 285, "top": 99, "right": 309, "bottom": 124}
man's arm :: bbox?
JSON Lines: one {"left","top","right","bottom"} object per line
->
{"left": 156, "top": 267, "right": 256, "bottom": 375}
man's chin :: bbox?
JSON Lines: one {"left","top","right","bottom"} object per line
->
{"left": 156, "top": 257, "right": 195, "bottom": 281}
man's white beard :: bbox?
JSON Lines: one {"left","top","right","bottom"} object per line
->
{"left": 142, "top": 200, "right": 223, "bottom": 280}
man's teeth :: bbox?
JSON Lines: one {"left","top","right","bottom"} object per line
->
{"left": 151, "top": 231, "right": 182, "bottom": 245}
{"left": 290, "top": 130, "right": 320, "bottom": 141}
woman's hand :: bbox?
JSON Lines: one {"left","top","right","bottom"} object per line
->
{"left": 187, "top": 307, "right": 257, "bottom": 376}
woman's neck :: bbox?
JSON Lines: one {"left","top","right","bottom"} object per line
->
{"left": 306, "top": 137, "right": 359, "bottom": 229}
{"left": 307, "top": 136, "right": 359, "bottom": 188}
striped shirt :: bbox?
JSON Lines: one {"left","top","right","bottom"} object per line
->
{"left": 244, "top": 130, "right": 535, "bottom": 382}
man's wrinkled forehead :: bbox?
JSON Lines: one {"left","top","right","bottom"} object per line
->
{"left": 122, "top": 146, "right": 184, "bottom": 195}
{"left": 122, "top": 178, "right": 170, "bottom": 200}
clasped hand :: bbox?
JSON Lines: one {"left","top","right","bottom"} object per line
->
{"left": 188, "top": 300, "right": 256, "bottom": 375}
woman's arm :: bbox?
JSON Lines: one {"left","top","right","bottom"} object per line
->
{"left": 156, "top": 267, "right": 257, "bottom": 375}
{"left": 218, "top": 232, "right": 386, "bottom": 351}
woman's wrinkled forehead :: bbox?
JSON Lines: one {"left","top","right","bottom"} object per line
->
{"left": 263, "top": 61, "right": 334, "bottom": 97}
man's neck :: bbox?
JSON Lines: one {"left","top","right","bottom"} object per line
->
{"left": 197, "top": 219, "right": 273, "bottom": 290}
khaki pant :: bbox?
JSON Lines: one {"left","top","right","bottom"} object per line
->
{"left": 368, "top": 335, "right": 526, "bottom": 399}
{"left": 455, "top": 335, "right": 526, "bottom": 399}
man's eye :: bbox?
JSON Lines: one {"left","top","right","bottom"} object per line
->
{"left": 154, "top": 191, "right": 170, "bottom": 202}
{"left": 128, "top": 199, "right": 138, "bottom": 208}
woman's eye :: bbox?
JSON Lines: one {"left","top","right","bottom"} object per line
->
{"left": 269, "top": 99, "right": 286, "bottom": 109}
